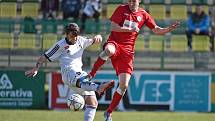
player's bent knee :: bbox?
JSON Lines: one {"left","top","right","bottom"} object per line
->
{"left": 106, "top": 49, "right": 114, "bottom": 56}
{"left": 105, "top": 44, "right": 115, "bottom": 56}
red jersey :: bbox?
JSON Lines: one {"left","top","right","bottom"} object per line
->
{"left": 108, "top": 4, "right": 156, "bottom": 54}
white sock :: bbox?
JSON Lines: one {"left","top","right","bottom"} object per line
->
{"left": 84, "top": 105, "right": 97, "bottom": 121}
{"left": 80, "top": 82, "right": 99, "bottom": 91}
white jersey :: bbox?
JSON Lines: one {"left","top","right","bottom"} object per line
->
{"left": 44, "top": 36, "right": 96, "bottom": 96}
{"left": 44, "top": 36, "right": 95, "bottom": 95}
{"left": 44, "top": 36, "right": 94, "bottom": 72}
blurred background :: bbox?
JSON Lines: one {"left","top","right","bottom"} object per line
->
{"left": 0, "top": 0, "right": 215, "bottom": 114}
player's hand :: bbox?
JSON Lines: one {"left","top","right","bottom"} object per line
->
{"left": 129, "top": 25, "right": 140, "bottom": 33}
{"left": 25, "top": 68, "right": 38, "bottom": 77}
{"left": 93, "top": 34, "right": 102, "bottom": 44}
{"left": 169, "top": 21, "right": 180, "bottom": 31}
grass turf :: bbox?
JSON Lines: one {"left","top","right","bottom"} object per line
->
{"left": 0, "top": 109, "right": 215, "bottom": 121}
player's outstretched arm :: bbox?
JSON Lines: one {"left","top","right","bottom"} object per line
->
{"left": 25, "top": 55, "right": 47, "bottom": 77}
{"left": 152, "top": 21, "right": 180, "bottom": 35}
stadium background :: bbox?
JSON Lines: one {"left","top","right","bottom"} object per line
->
{"left": 0, "top": 0, "right": 215, "bottom": 120}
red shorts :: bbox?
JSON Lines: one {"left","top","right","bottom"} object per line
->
{"left": 103, "top": 41, "right": 134, "bottom": 76}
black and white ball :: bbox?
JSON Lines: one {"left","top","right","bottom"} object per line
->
{"left": 67, "top": 94, "right": 85, "bottom": 111}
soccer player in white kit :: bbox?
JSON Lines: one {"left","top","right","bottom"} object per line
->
{"left": 25, "top": 23, "right": 114, "bottom": 121}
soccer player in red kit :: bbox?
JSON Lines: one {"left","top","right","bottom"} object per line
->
{"left": 88, "top": 0, "right": 180, "bottom": 120}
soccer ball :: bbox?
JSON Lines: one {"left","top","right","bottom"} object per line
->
{"left": 67, "top": 94, "right": 85, "bottom": 111}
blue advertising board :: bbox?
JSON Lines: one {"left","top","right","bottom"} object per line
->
{"left": 173, "top": 74, "right": 211, "bottom": 112}
{"left": 92, "top": 71, "right": 211, "bottom": 112}
{"left": 129, "top": 73, "right": 171, "bottom": 105}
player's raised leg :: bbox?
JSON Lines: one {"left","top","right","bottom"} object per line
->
{"left": 89, "top": 44, "right": 116, "bottom": 78}
{"left": 77, "top": 78, "right": 115, "bottom": 96}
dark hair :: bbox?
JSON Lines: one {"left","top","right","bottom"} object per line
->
{"left": 65, "top": 23, "right": 80, "bottom": 35}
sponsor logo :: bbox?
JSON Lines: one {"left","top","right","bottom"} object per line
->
{"left": 50, "top": 71, "right": 210, "bottom": 111}
{"left": 137, "top": 16, "right": 142, "bottom": 22}
{"left": 64, "top": 45, "right": 69, "bottom": 50}
{"left": 0, "top": 74, "right": 13, "bottom": 89}
{"left": 0, "top": 73, "right": 33, "bottom": 107}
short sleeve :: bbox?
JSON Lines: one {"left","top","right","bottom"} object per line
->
{"left": 144, "top": 12, "right": 157, "bottom": 29}
{"left": 110, "top": 6, "right": 123, "bottom": 24}
{"left": 79, "top": 36, "right": 94, "bottom": 49}
{"left": 44, "top": 43, "right": 62, "bottom": 62}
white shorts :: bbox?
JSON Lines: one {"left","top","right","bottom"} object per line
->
{"left": 61, "top": 68, "right": 95, "bottom": 96}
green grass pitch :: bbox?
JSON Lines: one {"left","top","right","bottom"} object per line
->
{"left": 0, "top": 109, "right": 215, "bottom": 121}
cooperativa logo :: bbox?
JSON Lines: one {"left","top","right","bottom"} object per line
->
{"left": 0, "top": 73, "right": 32, "bottom": 98}
{"left": 0, "top": 74, "right": 13, "bottom": 89}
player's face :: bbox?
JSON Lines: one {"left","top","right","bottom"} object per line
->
{"left": 196, "top": 6, "right": 203, "bottom": 15}
{"left": 128, "top": 0, "right": 140, "bottom": 12}
{"left": 67, "top": 31, "right": 78, "bottom": 45}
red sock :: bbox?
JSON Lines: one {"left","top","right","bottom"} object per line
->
{"left": 107, "top": 91, "right": 122, "bottom": 114}
{"left": 89, "top": 57, "right": 106, "bottom": 77}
